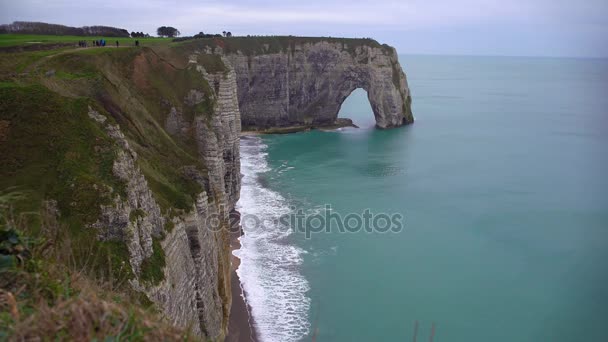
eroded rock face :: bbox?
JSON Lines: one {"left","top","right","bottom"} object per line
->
{"left": 88, "top": 108, "right": 164, "bottom": 275}
{"left": 151, "top": 55, "right": 242, "bottom": 340}
{"left": 225, "top": 41, "right": 413, "bottom": 129}
{"left": 86, "top": 53, "right": 242, "bottom": 340}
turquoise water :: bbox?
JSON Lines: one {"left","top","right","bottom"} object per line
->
{"left": 237, "top": 56, "right": 608, "bottom": 341}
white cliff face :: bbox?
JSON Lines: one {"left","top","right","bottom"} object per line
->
{"left": 225, "top": 41, "right": 413, "bottom": 129}
{"left": 87, "top": 53, "right": 242, "bottom": 341}
{"left": 87, "top": 108, "right": 164, "bottom": 276}
{"left": 153, "top": 55, "right": 242, "bottom": 340}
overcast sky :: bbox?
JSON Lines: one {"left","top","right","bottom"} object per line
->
{"left": 1, "top": 0, "right": 607, "bottom": 57}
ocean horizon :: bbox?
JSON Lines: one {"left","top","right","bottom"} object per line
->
{"left": 235, "top": 54, "right": 608, "bottom": 341}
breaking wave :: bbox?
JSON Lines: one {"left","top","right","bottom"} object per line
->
{"left": 233, "top": 136, "right": 311, "bottom": 342}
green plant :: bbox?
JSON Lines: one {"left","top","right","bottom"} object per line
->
{"left": 0, "top": 228, "right": 30, "bottom": 271}
{"left": 139, "top": 238, "right": 166, "bottom": 285}
{"left": 0, "top": 191, "right": 33, "bottom": 272}
{"left": 129, "top": 209, "right": 146, "bottom": 223}
{"left": 0, "top": 195, "right": 192, "bottom": 340}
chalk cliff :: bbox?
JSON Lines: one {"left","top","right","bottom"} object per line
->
{"left": 220, "top": 37, "right": 413, "bottom": 129}
{"left": 84, "top": 52, "right": 242, "bottom": 340}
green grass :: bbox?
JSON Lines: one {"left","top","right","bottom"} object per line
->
{"left": 0, "top": 224, "right": 193, "bottom": 340}
{"left": 0, "top": 85, "right": 120, "bottom": 214}
{"left": 55, "top": 70, "right": 98, "bottom": 80}
{"left": 129, "top": 209, "right": 147, "bottom": 223}
{"left": 139, "top": 238, "right": 166, "bottom": 285}
{"left": 195, "top": 53, "right": 226, "bottom": 73}
{"left": 173, "top": 35, "right": 392, "bottom": 56}
{"left": 0, "top": 85, "right": 136, "bottom": 282}
{"left": 0, "top": 34, "right": 172, "bottom": 48}
{"left": 164, "top": 220, "right": 176, "bottom": 233}
{"left": 0, "top": 48, "right": 72, "bottom": 74}
{"left": 0, "top": 81, "right": 18, "bottom": 88}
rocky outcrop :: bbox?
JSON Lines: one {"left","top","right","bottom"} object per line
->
{"left": 189, "top": 54, "right": 242, "bottom": 338}
{"left": 88, "top": 108, "right": 164, "bottom": 275}
{"left": 222, "top": 40, "right": 413, "bottom": 129}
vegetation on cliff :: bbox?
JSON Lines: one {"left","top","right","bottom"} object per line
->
{"left": 0, "top": 35, "right": 225, "bottom": 339}
{"left": 173, "top": 35, "right": 393, "bottom": 56}
{"left": 0, "top": 191, "right": 194, "bottom": 340}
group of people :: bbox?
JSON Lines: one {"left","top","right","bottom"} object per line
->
{"left": 77, "top": 39, "right": 141, "bottom": 48}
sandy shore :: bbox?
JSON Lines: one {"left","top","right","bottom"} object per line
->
{"left": 226, "top": 227, "right": 258, "bottom": 342}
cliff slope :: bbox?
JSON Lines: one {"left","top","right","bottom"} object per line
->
{"left": 0, "top": 45, "right": 240, "bottom": 340}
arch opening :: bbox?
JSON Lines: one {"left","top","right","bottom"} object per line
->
{"left": 337, "top": 88, "right": 376, "bottom": 128}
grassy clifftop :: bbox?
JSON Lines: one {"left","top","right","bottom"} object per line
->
{"left": 173, "top": 35, "right": 393, "bottom": 56}
{"left": 0, "top": 34, "right": 171, "bottom": 48}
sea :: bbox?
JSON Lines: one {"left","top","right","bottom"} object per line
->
{"left": 233, "top": 55, "right": 608, "bottom": 342}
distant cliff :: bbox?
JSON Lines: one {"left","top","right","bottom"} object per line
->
{"left": 184, "top": 36, "right": 414, "bottom": 130}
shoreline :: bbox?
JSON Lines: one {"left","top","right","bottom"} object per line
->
{"left": 227, "top": 226, "right": 258, "bottom": 342}
{"left": 228, "top": 135, "right": 312, "bottom": 341}
{"left": 240, "top": 118, "right": 358, "bottom": 136}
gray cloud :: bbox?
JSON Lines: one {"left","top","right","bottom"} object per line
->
{"left": 1, "top": 0, "right": 607, "bottom": 57}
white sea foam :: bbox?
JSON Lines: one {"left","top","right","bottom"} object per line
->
{"left": 233, "top": 136, "right": 311, "bottom": 342}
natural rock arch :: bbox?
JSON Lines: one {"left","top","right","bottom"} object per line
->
{"left": 225, "top": 40, "right": 414, "bottom": 130}
{"left": 336, "top": 88, "right": 376, "bottom": 126}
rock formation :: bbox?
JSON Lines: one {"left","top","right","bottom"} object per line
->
{"left": 84, "top": 52, "right": 242, "bottom": 340}
{"left": 221, "top": 39, "right": 413, "bottom": 129}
